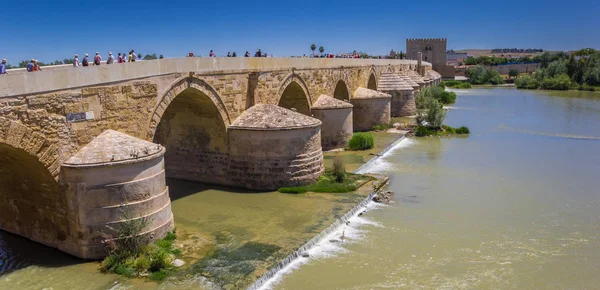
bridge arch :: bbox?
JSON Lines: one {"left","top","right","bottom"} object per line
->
{"left": 149, "top": 75, "right": 231, "bottom": 139}
{"left": 0, "top": 118, "right": 68, "bottom": 249}
{"left": 276, "top": 73, "right": 312, "bottom": 116}
{"left": 151, "top": 76, "right": 230, "bottom": 184}
{"left": 333, "top": 79, "right": 351, "bottom": 101}
{"left": 367, "top": 67, "right": 377, "bottom": 90}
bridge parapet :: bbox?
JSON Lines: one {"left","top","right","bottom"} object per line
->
{"left": 0, "top": 58, "right": 429, "bottom": 98}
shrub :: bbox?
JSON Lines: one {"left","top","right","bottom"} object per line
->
{"left": 149, "top": 248, "right": 171, "bottom": 272}
{"left": 466, "top": 65, "right": 504, "bottom": 85}
{"left": 540, "top": 74, "right": 571, "bottom": 90}
{"left": 516, "top": 75, "right": 538, "bottom": 89}
{"left": 347, "top": 133, "right": 374, "bottom": 151}
{"left": 332, "top": 156, "right": 345, "bottom": 183}
{"left": 416, "top": 98, "right": 445, "bottom": 129}
{"left": 415, "top": 126, "right": 431, "bottom": 137}
{"left": 455, "top": 126, "right": 471, "bottom": 134}
{"left": 442, "top": 125, "right": 456, "bottom": 134}
{"left": 509, "top": 68, "right": 520, "bottom": 78}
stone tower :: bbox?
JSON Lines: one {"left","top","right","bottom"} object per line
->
{"left": 406, "top": 38, "right": 447, "bottom": 66}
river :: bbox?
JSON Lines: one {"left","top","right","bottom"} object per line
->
{"left": 273, "top": 87, "right": 600, "bottom": 289}
{"left": 1, "top": 87, "right": 600, "bottom": 289}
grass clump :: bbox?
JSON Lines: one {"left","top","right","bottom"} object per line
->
{"left": 347, "top": 132, "right": 374, "bottom": 151}
{"left": 278, "top": 157, "right": 372, "bottom": 194}
{"left": 99, "top": 212, "right": 180, "bottom": 281}
{"left": 415, "top": 125, "right": 470, "bottom": 137}
{"left": 371, "top": 123, "right": 393, "bottom": 131}
{"left": 441, "top": 80, "right": 472, "bottom": 89}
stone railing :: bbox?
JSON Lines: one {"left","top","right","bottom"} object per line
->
{"left": 0, "top": 58, "right": 429, "bottom": 98}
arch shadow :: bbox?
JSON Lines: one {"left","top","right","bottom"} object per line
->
{"left": 276, "top": 73, "right": 312, "bottom": 115}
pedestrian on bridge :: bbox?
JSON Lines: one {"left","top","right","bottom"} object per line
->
{"left": 93, "top": 52, "right": 102, "bottom": 65}
{"left": 1, "top": 59, "right": 7, "bottom": 74}
{"left": 107, "top": 52, "right": 114, "bottom": 64}
{"left": 26, "top": 59, "right": 35, "bottom": 72}
{"left": 209, "top": 50, "right": 216, "bottom": 57}
{"left": 73, "top": 54, "right": 80, "bottom": 67}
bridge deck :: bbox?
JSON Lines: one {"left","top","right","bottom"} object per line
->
{"left": 0, "top": 58, "right": 428, "bottom": 98}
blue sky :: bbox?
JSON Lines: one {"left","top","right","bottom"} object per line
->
{"left": 2, "top": 0, "right": 599, "bottom": 63}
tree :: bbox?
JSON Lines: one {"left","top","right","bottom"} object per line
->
{"left": 137, "top": 53, "right": 142, "bottom": 59}
{"left": 310, "top": 44, "right": 316, "bottom": 56}
{"left": 509, "top": 68, "right": 520, "bottom": 79}
{"left": 143, "top": 54, "right": 158, "bottom": 60}
{"left": 159, "top": 55, "right": 164, "bottom": 59}
{"left": 399, "top": 50, "right": 404, "bottom": 59}
{"left": 319, "top": 46, "right": 325, "bottom": 55}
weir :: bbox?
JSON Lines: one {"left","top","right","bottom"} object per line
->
{"left": 247, "top": 135, "right": 408, "bottom": 290}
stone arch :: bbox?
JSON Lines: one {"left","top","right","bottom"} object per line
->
{"left": 367, "top": 72, "right": 377, "bottom": 90}
{"left": 333, "top": 79, "right": 351, "bottom": 101}
{"left": 152, "top": 80, "right": 230, "bottom": 185}
{"left": 0, "top": 118, "right": 68, "bottom": 250}
{"left": 149, "top": 75, "right": 231, "bottom": 140}
{"left": 276, "top": 73, "right": 312, "bottom": 116}
{"left": 0, "top": 117, "right": 60, "bottom": 177}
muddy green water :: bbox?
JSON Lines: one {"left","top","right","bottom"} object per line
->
{"left": 273, "top": 87, "right": 600, "bottom": 289}
{"left": 2, "top": 88, "right": 599, "bottom": 289}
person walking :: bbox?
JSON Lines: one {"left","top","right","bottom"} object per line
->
{"left": 227, "top": 52, "right": 231, "bottom": 57}
{"left": 93, "top": 52, "right": 102, "bottom": 65}
{"left": 131, "top": 50, "right": 137, "bottom": 62}
{"left": 209, "top": 50, "right": 215, "bottom": 57}
{"left": 244, "top": 51, "right": 250, "bottom": 57}
{"left": 73, "top": 54, "right": 80, "bottom": 67}
{"left": 82, "top": 54, "right": 89, "bottom": 66}
{"left": 0, "top": 59, "right": 7, "bottom": 74}
{"left": 33, "top": 60, "right": 41, "bottom": 71}
{"left": 232, "top": 52, "right": 237, "bottom": 57}
{"left": 117, "top": 53, "right": 123, "bottom": 63}
{"left": 26, "top": 59, "right": 35, "bottom": 72}
{"left": 107, "top": 52, "right": 114, "bottom": 64}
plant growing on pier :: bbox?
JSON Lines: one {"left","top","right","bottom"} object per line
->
{"left": 100, "top": 210, "right": 180, "bottom": 281}
{"left": 347, "top": 133, "right": 375, "bottom": 151}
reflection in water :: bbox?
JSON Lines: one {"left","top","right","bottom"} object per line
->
{"left": 274, "top": 88, "right": 600, "bottom": 289}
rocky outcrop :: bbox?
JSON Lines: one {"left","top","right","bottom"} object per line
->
{"left": 373, "top": 190, "right": 394, "bottom": 204}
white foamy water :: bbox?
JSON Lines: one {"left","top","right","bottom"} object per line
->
{"left": 255, "top": 202, "right": 384, "bottom": 290}
{"left": 253, "top": 138, "right": 414, "bottom": 290}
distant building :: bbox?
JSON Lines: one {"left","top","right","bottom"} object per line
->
{"left": 406, "top": 38, "right": 455, "bottom": 78}
{"left": 446, "top": 51, "right": 469, "bottom": 66}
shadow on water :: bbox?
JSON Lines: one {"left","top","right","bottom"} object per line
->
{"left": 167, "top": 178, "right": 267, "bottom": 201}
{"left": 0, "top": 230, "right": 82, "bottom": 276}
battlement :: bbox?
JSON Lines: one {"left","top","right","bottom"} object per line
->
{"left": 407, "top": 38, "right": 447, "bottom": 43}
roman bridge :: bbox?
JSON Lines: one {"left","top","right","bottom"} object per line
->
{"left": 0, "top": 58, "right": 440, "bottom": 259}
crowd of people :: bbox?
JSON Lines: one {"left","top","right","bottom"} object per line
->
{"left": 186, "top": 49, "right": 270, "bottom": 58}
{"left": 0, "top": 49, "right": 366, "bottom": 75}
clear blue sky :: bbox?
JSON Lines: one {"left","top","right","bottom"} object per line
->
{"left": 2, "top": 0, "right": 599, "bottom": 63}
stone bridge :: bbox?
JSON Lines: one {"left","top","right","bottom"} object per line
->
{"left": 0, "top": 58, "right": 440, "bottom": 259}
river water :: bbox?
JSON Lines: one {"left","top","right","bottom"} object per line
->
{"left": 273, "top": 87, "right": 600, "bottom": 289}
{"left": 1, "top": 87, "right": 599, "bottom": 289}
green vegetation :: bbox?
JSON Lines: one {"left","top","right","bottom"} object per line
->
{"left": 465, "top": 65, "right": 505, "bottom": 85}
{"left": 371, "top": 123, "right": 393, "bottom": 131}
{"left": 441, "top": 80, "right": 472, "bottom": 89}
{"left": 100, "top": 213, "right": 180, "bottom": 281}
{"left": 516, "top": 49, "right": 600, "bottom": 91}
{"left": 332, "top": 156, "right": 345, "bottom": 182}
{"left": 415, "top": 125, "right": 470, "bottom": 137}
{"left": 414, "top": 88, "right": 470, "bottom": 137}
{"left": 509, "top": 68, "right": 520, "bottom": 79}
{"left": 278, "top": 170, "right": 373, "bottom": 194}
{"left": 347, "top": 133, "right": 375, "bottom": 151}
{"left": 465, "top": 55, "right": 541, "bottom": 66}
{"left": 515, "top": 75, "right": 538, "bottom": 89}
{"left": 418, "top": 86, "right": 458, "bottom": 105}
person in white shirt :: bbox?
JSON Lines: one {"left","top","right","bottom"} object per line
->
{"left": 107, "top": 52, "right": 114, "bottom": 64}
{"left": 73, "top": 54, "right": 80, "bottom": 67}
